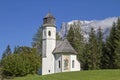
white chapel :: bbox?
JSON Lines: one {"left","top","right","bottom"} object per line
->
{"left": 42, "top": 13, "right": 81, "bottom": 75}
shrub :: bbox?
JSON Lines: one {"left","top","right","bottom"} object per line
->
{"left": 1, "top": 47, "right": 41, "bottom": 77}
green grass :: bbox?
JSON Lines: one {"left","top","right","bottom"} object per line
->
{"left": 6, "top": 69, "right": 120, "bottom": 80}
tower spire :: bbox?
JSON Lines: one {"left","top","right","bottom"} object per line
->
{"left": 43, "top": 12, "right": 56, "bottom": 27}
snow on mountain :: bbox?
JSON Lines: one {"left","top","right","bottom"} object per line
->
{"left": 59, "top": 17, "right": 118, "bottom": 40}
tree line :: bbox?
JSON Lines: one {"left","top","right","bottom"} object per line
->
{"left": 67, "top": 18, "right": 120, "bottom": 70}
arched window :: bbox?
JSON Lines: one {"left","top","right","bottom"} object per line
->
{"left": 48, "top": 31, "right": 51, "bottom": 36}
{"left": 72, "top": 60, "right": 75, "bottom": 68}
{"left": 58, "top": 60, "right": 61, "bottom": 68}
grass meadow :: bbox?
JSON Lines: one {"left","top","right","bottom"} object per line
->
{"left": 5, "top": 69, "right": 120, "bottom": 80}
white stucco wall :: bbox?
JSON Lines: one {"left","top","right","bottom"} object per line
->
{"left": 42, "top": 27, "right": 56, "bottom": 40}
{"left": 42, "top": 26, "right": 56, "bottom": 75}
{"left": 54, "top": 54, "right": 62, "bottom": 73}
{"left": 70, "top": 55, "right": 81, "bottom": 71}
{"left": 54, "top": 54, "right": 81, "bottom": 74}
{"left": 61, "top": 54, "right": 80, "bottom": 72}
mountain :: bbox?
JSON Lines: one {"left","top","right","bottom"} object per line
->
{"left": 58, "top": 17, "right": 118, "bottom": 40}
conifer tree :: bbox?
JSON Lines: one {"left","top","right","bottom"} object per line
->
{"left": 56, "top": 32, "right": 61, "bottom": 40}
{"left": 114, "top": 18, "right": 120, "bottom": 68}
{"left": 2, "top": 45, "right": 12, "bottom": 59}
{"left": 67, "top": 22, "right": 85, "bottom": 69}
{"left": 114, "top": 41, "right": 120, "bottom": 68}
{"left": 14, "top": 45, "right": 20, "bottom": 54}
{"left": 67, "top": 25, "right": 75, "bottom": 47}
{"left": 82, "top": 43, "right": 89, "bottom": 70}
{"left": 97, "top": 27, "right": 104, "bottom": 68}
{"left": 105, "top": 22, "right": 118, "bottom": 68}
{"left": 100, "top": 37, "right": 110, "bottom": 69}
{"left": 74, "top": 25, "right": 85, "bottom": 69}
{"left": 87, "top": 27, "right": 99, "bottom": 69}
{"left": 116, "top": 18, "right": 120, "bottom": 41}
{"left": 32, "top": 26, "right": 42, "bottom": 54}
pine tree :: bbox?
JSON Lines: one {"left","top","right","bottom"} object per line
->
{"left": 114, "top": 17, "right": 120, "bottom": 68}
{"left": 114, "top": 41, "right": 120, "bottom": 68}
{"left": 74, "top": 27, "right": 85, "bottom": 69}
{"left": 67, "top": 22, "right": 85, "bottom": 69}
{"left": 82, "top": 43, "right": 89, "bottom": 70}
{"left": 56, "top": 32, "right": 61, "bottom": 40}
{"left": 116, "top": 17, "right": 120, "bottom": 41}
{"left": 88, "top": 27, "right": 99, "bottom": 69}
{"left": 101, "top": 37, "right": 111, "bottom": 69}
{"left": 14, "top": 45, "right": 20, "bottom": 54}
{"left": 105, "top": 22, "right": 118, "bottom": 69}
{"left": 67, "top": 26, "right": 75, "bottom": 47}
{"left": 2, "top": 45, "right": 12, "bottom": 59}
{"left": 32, "top": 26, "right": 42, "bottom": 54}
{"left": 97, "top": 27, "right": 104, "bottom": 69}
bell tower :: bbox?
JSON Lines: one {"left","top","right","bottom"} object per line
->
{"left": 42, "top": 13, "right": 56, "bottom": 75}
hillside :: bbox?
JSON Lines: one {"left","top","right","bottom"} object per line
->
{"left": 7, "top": 69, "right": 120, "bottom": 80}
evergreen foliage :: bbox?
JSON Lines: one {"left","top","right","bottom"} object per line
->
{"left": 100, "top": 18, "right": 120, "bottom": 69}
{"left": 66, "top": 17, "right": 120, "bottom": 70}
{"left": 87, "top": 28, "right": 99, "bottom": 69}
{"left": 105, "top": 22, "right": 118, "bottom": 68}
{"left": 13, "top": 45, "right": 20, "bottom": 54}
{"left": 116, "top": 18, "right": 120, "bottom": 41}
{"left": 114, "top": 18, "right": 120, "bottom": 68}
{"left": 2, "top": 45, "right": 12, "bottom": 59}
{"left": 67, "top": 22, "right": 85, "bottom": 69}
{"left": 67, "top": 26, "right": 75, "bottom": 47}
{"left": 82, "top": 43, "right": 89, "bottom": 70}
{"left": 56, "top": 32, "right": 61, "bottom": 40}
{"left": 114, "top": 41, "right": 120, "bottom": 68}
{"left": 96, "top": 27, "right": 104, "bottom": 69}
{"left": 32, "top": 26, "right": 42, "bottom": 54}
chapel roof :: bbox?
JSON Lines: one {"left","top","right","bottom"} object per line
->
{"left": 53, "top": 39, "right": 77, "bottom": 54}
{"left": 44, "top": 12, "right": 55, "bottom": 18}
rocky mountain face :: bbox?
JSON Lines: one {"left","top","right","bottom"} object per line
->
{"left": 58, "top": 17, "right": 118, "bottom": 40}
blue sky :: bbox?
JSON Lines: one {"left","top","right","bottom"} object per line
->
{"left": 0, "top": 0, "right": 120, "bottom": 58}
